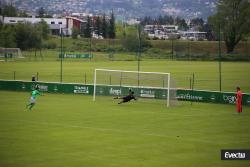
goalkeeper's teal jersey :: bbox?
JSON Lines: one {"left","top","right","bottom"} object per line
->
{"left": 31, "top": 90, "right": 41, "bottom": 99}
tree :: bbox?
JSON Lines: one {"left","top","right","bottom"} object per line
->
{"left": 83, "top": 16, "right": 92, "bottom": 38}
{"left": 15, "top": 23, "right": 41, "bottom": 50}
{"left": 37, "top": 7, "right": 45, "bottom": 18}
{"left": 115, "top": 22, "right": 126, "bottom": 39}
{"left": 140, "top": 15, "right": 174, "bottom": 25}
{"left": 18, "top": 10, "right": 29, "bottom": 17}
{"left": 29, "top": 28, "right": 42, "bottom": 49}
{"left": 35, "top": 20, "right": 50, "bottom": 40}
{"left": 1, "top": 4, "right": 17, "bottom": 17}
{"left": 190, "top": 18, "right": 204, "bottom": 31}
{"left": 124, "top": 25, "right": 151, "bottom": 52}
{"left": 202, "top": 23, "right": 215, "bottom": 41}
{"left": 175, "top": 17, "right": 188, "bottom": 31}
{"left": 101, "top": 14, "right": 107, "bottom": 38}
{"left": 164, "top": 15, "right": 174, "bottom": 25}
{"left": 72, "top": 27, "right": 79, "bottom": 39}
{"left": 95, "top": 16, "right": 101, "bottom": 36}
{"left": 158, "top": 15, "right": 164, "bottom": 25}
{"left": 108, "top": 10, "right": 116, "bottom": 39}
{"left": 140, "top": 16, "right": 153, "bottom": 25}
{"left": 209, "top": 0, "right": 250, "bottom": 53}
{"left": 0, "top": 24, "right": 16, "bottom": 48}
{"left": 15, "top": 23, "right": 31, "bottom": 50}
{"left": 1, "top": 4, "right": 29, "bottom": 17}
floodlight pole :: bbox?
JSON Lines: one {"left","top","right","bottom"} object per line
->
{"left": 137, "top": 24, "right": 142, "bottom": 88}
{"left": 167, "top": 73, "right": 170, "bottom": 107}
{"left": 218, "top": 24, "right": 222, "bottom": 91}
{"left": 93, "top": 69, "right": 97, "bottom": 101}
{"left": 60, "top": 27, "right": 64, "bottom": 83}
{"left": 171, "top": 38, "right": 174, "bottom": 60}
{"left": 89, "top": 37, "right": 92, "bottom": 58}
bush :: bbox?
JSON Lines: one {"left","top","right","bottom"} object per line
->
{"left": 47, "top": 40, "right": 57, "bottom": 49}
{"left": 43, "top": 40, "right": 57, "bottom": 49}
{"left": 144, "top": 48, "right": 169, "bottom": 59}
{"left": 72, "top": 27, "right": 80, "bottom": 39}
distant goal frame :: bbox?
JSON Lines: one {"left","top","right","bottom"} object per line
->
{"left": 0, "top": 48, "right": 23, "bottom": 59}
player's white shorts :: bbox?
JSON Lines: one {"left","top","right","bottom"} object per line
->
{"left": 30, "top": 97, "right": 36, "bottom": 104}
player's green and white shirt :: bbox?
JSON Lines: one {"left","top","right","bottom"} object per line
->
{"left": 31, "top": 90, "right": 41, "bottom": 99}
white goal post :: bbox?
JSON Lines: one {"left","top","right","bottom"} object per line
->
{"left": 0, "top": 48, "right": 23, "bottom": 58}
{"left": 93, "top": 69, "right": 172, "bottom": 107}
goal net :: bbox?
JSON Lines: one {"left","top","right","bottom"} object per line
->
{"left": 0, "top": 48, "right": 23, "bottom": 60}
{"left": 93, "top": 69, "right": 178, "bottom": 107}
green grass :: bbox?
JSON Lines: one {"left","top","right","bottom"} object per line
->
{"left": 0, "top": 90, "right": 250, "bottom": 167}
{"left": 40, "top": 36, "right": 250, "bottom": 58}
{"left": 0, "top": 60, "right": 249, "bottom": 92}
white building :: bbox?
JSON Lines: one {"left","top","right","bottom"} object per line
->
{"left": 144, "top": 25, "right": 179, "bottom": 40}
{"left": 71, "top": 13, "right": 93, "bottom": 18}
{"left": 180, "top": 31, "right": 207, "bottom": 41}
{"left": 3, "top": 17, "right": 67, "bottom": 35}
{"left": 126, "top": 19, "right": 140, "bottom": 25}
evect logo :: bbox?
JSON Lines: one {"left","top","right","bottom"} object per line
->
{"left": 225, "top": 152, "right": 245, "bottom": 159}
{"left": 221, "top": 150, "right": 250, "bottom": 160}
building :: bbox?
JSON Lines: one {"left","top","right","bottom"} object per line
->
{"left": 71, "top": 13, "right": 93, "bottom": 18}
{"left": 2, "top": 16, "right": 89, "bottom": 36}
{"left": 126, "top": 19, "right": 140, "bottom": 25}
{"left": 180, "top": 31, "right": 207, "bottom": 41}
{"left": 144, "top": 24, "right": 207, "bottom": 41}
{"left": 144, "top": 25, "right": 179, "bottom": 40}
{"left": 66, "top": 16, "right": 86, "bottom": 36}
{"left": 3, "top": 17, "right": 67, "bottom": 35}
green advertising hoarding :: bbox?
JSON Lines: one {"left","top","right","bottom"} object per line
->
{"left": 0, "top": 80, "right": 249, "bottom": 106}
{"left": 59, "top": 53, "right": 93, "bottom": 59}
{"left": 176, "top": 89, "right": 250, "bottom": 106}
{"left": 95, "top": 85, "right": 167, "bottom": 99}
{"left": 0, "top": 80, "right": 93, "bottom": 95}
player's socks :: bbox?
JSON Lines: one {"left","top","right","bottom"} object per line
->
{"left": 29, "top": 104, "right": 34, "bottom": 110}
{"left": 26, "top": 103, "right": 31, "bottom": 109}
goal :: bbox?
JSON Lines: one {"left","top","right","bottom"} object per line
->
{"left": 0, "top": 48, "right": 23, "bottom": 59}
{"left": 93, "top": 69, "right": 176, "bottom": 107}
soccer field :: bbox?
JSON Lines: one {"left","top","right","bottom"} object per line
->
{"left": 0, "top": 60, "right": 250, "bottom": 92}
{"left": 0, "top": 91, "right": 249, "bottom": 167}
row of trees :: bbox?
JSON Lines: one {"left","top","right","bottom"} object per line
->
{"left": 0, "top": 20, "right": 50, "bottom": 50}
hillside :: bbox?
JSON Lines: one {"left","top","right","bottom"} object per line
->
{"left": 10, "top": 0, "right": 218, "bottom": 19}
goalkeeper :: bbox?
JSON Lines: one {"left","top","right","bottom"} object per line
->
{"left": 26, "top": 85, "right": 43, "bottom": 111}
{"left": 114, "top": 90, "right": 137, "bottom": 104}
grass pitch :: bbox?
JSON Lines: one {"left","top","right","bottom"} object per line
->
{"left": 0, "top": 91, "right": 249, "bottom": 167}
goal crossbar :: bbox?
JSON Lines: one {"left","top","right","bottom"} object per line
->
{"left": 95, "top": 69, "right": 170, "bottom": 75}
